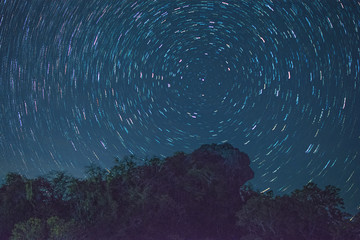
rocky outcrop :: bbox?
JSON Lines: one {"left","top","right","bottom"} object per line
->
{"left": 187, "top": 143, "right": 254, "bottom": 188}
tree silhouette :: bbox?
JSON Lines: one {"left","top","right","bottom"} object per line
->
{"left": 237, "top": 183, "right": 356, "bottom": 240}
{"left": 0, "top": 173, "right": 32, "bottom": 239}
{"left": 0, "top": 144, "right": 359, "bottom": 240}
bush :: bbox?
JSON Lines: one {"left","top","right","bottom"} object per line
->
{"left": 11, "top": 218, "right": 46, "bottom": 240}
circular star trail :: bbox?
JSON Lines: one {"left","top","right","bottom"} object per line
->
{"left": 1, "top": 0, "right": 359, "bottom": 212}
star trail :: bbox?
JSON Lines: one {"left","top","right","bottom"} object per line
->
{"left": 1, "top": 0, "right": 359, "bottom": 213}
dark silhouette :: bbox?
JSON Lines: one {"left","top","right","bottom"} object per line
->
{"left": 0, "top": 143, "right": 358, "bottom": 240}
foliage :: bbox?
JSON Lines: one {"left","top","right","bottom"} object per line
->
{"left": 0, "top": 146, "right": 359, "bottom": 240}
{"left": 0, "top": 173, "right": 32, "bottom": 239}
{"left": 10, "top": 217, "right": 77, "bottom": 240}
{"left": 46, "top": 216, "right": 77, "bottom": 240}
{"left": 10, "top": 218, "right": 46, "bottom": 240}
{"left": 237, "top": 183, "right": 357, "bottom": 240}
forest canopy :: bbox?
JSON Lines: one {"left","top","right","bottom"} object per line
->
{"left": 0, "top": 143, "right": 359, "bottom": 240}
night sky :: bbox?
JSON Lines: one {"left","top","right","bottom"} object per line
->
{"left": 1, "top": 0, "right": 359, "bottom": 213}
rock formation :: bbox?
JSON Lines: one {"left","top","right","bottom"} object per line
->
{"left": 188, "top": 143, "right": 254, "bottom": 187}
